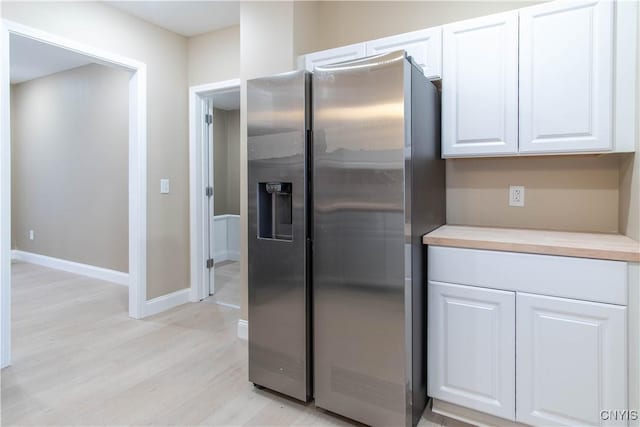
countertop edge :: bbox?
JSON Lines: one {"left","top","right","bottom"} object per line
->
{"left": 422, "top": 228, "right": 640, "bottom": 263}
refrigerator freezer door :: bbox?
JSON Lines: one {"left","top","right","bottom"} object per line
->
{"left": 247, "top": 70, "right": 311, "bottom": 401}
{"left": 313, "top": 52, "right": 411, "bottom": 426}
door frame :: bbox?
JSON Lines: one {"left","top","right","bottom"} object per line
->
{"left": 188, "top": 79, "right": 240, "bottom": 302}
{"left": 0, "top": 19, "right": 148, "bottom": 368}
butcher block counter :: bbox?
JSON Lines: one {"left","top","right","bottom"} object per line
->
{"left": 423, "top": 225, "right": 640, "bottom": 263}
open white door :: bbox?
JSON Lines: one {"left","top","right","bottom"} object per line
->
{"left": 205, "top": 99, "right": 215, "bottom": 296}
{"left": 188, "top": 78, "right": 241, "bottom": 304}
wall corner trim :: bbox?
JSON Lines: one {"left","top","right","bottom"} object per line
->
{"left": 237, "top": 318, "right": 248, "bottom": 340}
{"left": 11, "top": 250, "right": 128, "bottom": 286}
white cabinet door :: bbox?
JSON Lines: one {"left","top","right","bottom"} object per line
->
{"left": 428, "top": 281, "right": 516, "bottom": 420}
{"left": 366, "top": 27, "right": 442, "bottom": 79}
{"left": 519, "top": 1, "right": 613, "bottom": 154}
{"left": 303, "top": 43, "right": 366, "bottom": 71}
{"left": 441, "top": 11, "right": 518, "bottom": 157}
{"left": 516, "top": 293, "right": 627, "bottom": 427}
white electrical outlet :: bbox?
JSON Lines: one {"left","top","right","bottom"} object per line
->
{"left": 29, "top": 230, "right": 34, "bottom": 240}
{"left": 509, "top": 185, "right": 525, "bottom": 207}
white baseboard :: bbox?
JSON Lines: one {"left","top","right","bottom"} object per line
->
{"left": 237, "top": 319, "right": 248, "bottom": 340}
{"left": 144, "top": 288, "right": 190, "bottom": 317}
{"left": 12, "top": 250, "right": 128, "bottom": 286}
{"left": 432, "top": 399, "right": 521, "bottom": 427}
{"left": 214, "top": 250, "right": 240, "bottom": 263}
{"left": 215, "top": 301, "right": 241, "bottom": 310}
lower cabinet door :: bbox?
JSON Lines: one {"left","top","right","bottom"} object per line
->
{"left": 516, "top": 293, "right": 627, "bottom": 426}
{"left": 428, "top": 281, "right": 516, "bottom": 420}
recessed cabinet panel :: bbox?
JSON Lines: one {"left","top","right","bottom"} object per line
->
{"left": 516, "top": 293, "right": 627, "bottom": 427}
{"left": 428, "top": 281, "right": 516, "bottom": 420}
{"left": 366, "top": 27, "right": 442, "bottom": 79}
{"left": 304, "top": 43, "right": 366, "bottom": 72}
{"left": 442, "top": 11, "right": 518, "bottom": 157}
{"left": 519, "top": 1, "right": 613, "bottom": 153}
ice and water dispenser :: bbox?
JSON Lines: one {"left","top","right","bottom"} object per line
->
{"left": 258, "top": 182, "right": 293, "bottom": 241}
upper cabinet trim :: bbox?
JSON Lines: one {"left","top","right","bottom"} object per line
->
{"left": 366, "top": 27, "right": 442, "bottom": 79}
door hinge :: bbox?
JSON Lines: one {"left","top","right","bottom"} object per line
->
{"left": 205, "top": 113, "right": 213, "bottom": 125}
{"left": 206, "top": 258, "right": 214, "bottom": 269}
{"left": 205, "top": 186, "right": 213, "bottom": 197}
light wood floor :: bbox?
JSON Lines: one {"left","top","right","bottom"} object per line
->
{"left": 204, "top": 261, "right": 241, "bottom": 308}
{"left": 2, "top": 261, "right": 470, "bottom": 427}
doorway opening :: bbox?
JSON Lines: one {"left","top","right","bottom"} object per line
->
{"left": 1, "top": 21, "right": 147, "bottom": 368}
{"left": 189, "top": 79, "right": 241, "bottom": 309}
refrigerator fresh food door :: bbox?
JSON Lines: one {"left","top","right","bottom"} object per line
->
{"left": 313, "top": 51, "right": 411, "bottom": 426}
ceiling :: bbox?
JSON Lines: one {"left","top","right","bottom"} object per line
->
{"left": 211, "top": 89, "right": 240, "bottom": 111}
{"left": 105, "top": 1, "right": 240, "bottom": 37}
{"left": 10, "top": 35, "right": 96, "bottom": 84}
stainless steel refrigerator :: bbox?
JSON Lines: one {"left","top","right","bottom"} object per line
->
{"left": 248, "top": 51, "right": 445, "bottom": 426}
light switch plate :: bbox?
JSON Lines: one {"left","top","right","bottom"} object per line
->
{"left": 160, "top": 179, "right": 170, "bottom": 194}
{"left": 509, "top": 185, "right": 525, "bottom": 207}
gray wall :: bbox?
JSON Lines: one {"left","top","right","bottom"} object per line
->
{"left": 213, "top": 108, "right": 240, "bottom": 215}
{"left": 11, "top": 63, "right": 129, "bottom": 272}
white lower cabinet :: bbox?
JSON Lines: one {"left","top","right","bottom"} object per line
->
{"left": 428, "top": 281, "right": 516, "bottom": 420}
{"left": 427, "top": 246, "right": 631, "bottom": 427}
{"left": 516, "top": 293, "right": 627, "bottom": 427}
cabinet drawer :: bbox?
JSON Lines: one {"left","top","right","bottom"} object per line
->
{"left": 428, "top": 246, "right": 627, "bottom": 305}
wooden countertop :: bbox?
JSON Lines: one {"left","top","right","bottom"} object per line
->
{"left": 423, "top": 225, "right": 640, "bottom": 262}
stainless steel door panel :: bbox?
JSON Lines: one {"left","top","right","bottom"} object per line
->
{"left": 313, "top": 52, "right": 409, "bottom": 426}
{"left": 248, "top": 70, "right": 311, "bottom": 401}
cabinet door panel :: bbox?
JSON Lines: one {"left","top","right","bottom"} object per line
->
{"left": 428, "top": 281, "right": 515, "bottom": 420}
{"left": 519, "top": 0, "right": 613, "bottom": 153}
{"left": 442, "top": 11, "right": 518, "bottom": 157}
{"left": 516, "top": 293, "right": 627, "bottom": 426}
{"left": 304, "top": 43, "right": 366, "bottom": 71}
{"left": 366, "top": 27, "right": 442, "bottom": 79}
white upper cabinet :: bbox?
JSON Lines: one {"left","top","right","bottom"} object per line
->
{"left": 428, "top": 281, "right": 516, "bottom": 421}
{"left": 441, "top": 11, "right": 519, "bottom": 157}
{"left": 519, "top": 1, "right": 614, "bottom": 154}
{"left": 516, "top": 293, "right": 627, "bottom": 427}
{"left": 300, "top": 0, "right": 636, "bottom": 157}
{"left": 366, "top": 27, "right": 442, "bottom": 79}
{"left": 303, "top": 43, "right": 366, "bottom": 72}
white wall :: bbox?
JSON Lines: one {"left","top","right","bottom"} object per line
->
{"left": 213, "top": 214, "right": 239, "bottom": 262}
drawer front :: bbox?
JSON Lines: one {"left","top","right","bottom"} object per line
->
{"left": 428, "top": 246, "right": 627, "bottom": 305}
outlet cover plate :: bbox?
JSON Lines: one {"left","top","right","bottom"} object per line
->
{"left": 509, "top": 185, "right": 525, "bottom": 207}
